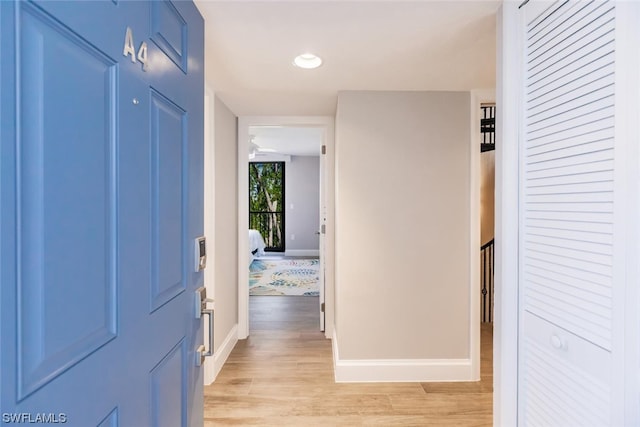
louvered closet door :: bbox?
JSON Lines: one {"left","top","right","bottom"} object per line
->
{"left": 518, "top": 1, "right": 617, "bottom": 425}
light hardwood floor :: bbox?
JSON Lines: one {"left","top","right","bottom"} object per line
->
{"left": 205, "top": 296, "right": 493, "bottom": 426}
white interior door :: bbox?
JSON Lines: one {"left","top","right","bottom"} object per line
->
{"left": 516, "top": 1, "right": 638, "bottom": 425}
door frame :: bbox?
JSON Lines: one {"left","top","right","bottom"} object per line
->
{"left": 237, "top": 116, "right": 335, "bottom": 340}
{"left": 495, "top": 3, "right": 523, "bottom": 425}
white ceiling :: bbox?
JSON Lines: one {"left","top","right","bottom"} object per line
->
{"left": 195, "top": 0, "right": 500, "bottom": 117}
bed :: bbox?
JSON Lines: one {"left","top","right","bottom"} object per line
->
{"left": 249, "top": 229, "right": 266, "bottom": 263}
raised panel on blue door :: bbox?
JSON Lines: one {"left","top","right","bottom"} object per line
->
{"left": 150, "top": 89, "right": 187, "bottom": 312}
{"left": 150, "top": 338, "right": 187, "bottom": 427}
{"left": 151, "top": 0, "right": 187, "bottom": 72}
{"left": 17, "top": 3, "right": 117, "bottom": 399}
{"left": 97, "top": 408, "right": 119, "bottom": 427}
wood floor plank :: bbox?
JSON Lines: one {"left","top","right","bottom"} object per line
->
{"left": 205, "top": 296, "right": 493, "bottom": 426}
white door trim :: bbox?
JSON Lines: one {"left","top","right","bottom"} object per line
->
{"left": 495, "top": 3, "right": 522, "bottom": 425}
{"left": 237, "top": 116, "right": 335, "bottom": 340}
{"left": 613, "top": 3, "right": 640, "bottom": 423}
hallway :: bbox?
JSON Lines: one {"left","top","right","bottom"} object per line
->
{"left": 204, "top": 296, "right": 492, "bottom": 426}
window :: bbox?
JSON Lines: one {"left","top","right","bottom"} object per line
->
{"left": 249, "top": 162, "right": 285, "bottom": 252}
{"left": 480, "top": 104, "right": 495, "bottom": 152}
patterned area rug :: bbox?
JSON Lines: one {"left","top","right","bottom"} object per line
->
{"left": 249, "top": 258, "right": 319, "bottom": 296}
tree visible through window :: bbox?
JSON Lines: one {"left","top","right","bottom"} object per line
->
{"left": 249, "top": 162, "right": 284, "bottom": 251}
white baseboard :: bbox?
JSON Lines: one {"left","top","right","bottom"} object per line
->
{"left": 284, "top": 249, "right": 319, "bottom": 257}
{"left": 205, "top": 324, "right": 238, "bottom": 385}
{"left": 332, "top": 329, "right": 474, "bottom": 383}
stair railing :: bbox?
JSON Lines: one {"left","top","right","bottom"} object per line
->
{"left": 481, "top": 238, "right": 494, "bottom": 323}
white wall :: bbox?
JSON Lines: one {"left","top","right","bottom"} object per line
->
{"left": 285, "top": 156, "right": 320, "bottom": 253}
{"left": 203, "top": 88, "right": 216, "bottom": 384}
{"left": 334, "top": 91, "right": 472, "bottom": 380}
{"left": 198, "top": 1, "right": 239, "bottom": 382}
{"left": 212, "top": 96, "right": 238, "bottom": 375}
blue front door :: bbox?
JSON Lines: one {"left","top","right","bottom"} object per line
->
{"left": 0, "top": 1, "right": 205, "bottom": 425}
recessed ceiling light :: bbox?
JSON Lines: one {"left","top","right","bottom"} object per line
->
{"left": 293, "top": 53, "right": 322, "bottom": 69}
